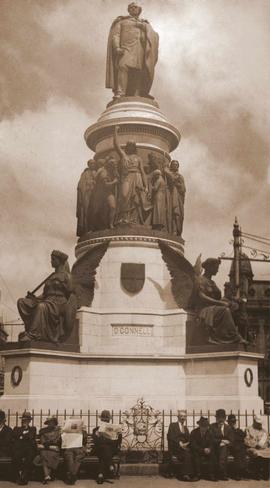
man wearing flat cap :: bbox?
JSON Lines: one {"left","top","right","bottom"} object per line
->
{"left": 167, "top": 410, "right": 193, "bottom": 481}
{"left": 92, "top": 410, "right": 122, "bottom": 484}
{"left": 190, "top": 417, "right": 216, "bottom": 481}
{"left": 209, "top": 409, "right": 234, "bottom": 480}
{"left": 12, "top": 412, "right": 37, "bottom": 485}
{"left": 227, "top": 414, "right": 247, "bottom": 480}
{"left": 0, "top": 409, "right": 13, "bottom": 456}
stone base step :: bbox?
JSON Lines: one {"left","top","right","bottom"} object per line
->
{"left": 120, "top": 463, "right": 159, "bottom": 476}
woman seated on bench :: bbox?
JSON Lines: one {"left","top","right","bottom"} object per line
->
{"left": 38, "top": 416, "right": 61, "bottom": 484}
{"left": 92, "top": 410, "right": 122, "bottom": 485}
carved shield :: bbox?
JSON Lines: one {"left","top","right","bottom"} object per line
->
{"left": 121, "top": 263, "right": 145, "bottom": 294}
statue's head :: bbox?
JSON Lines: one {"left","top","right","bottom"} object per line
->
{"left": 128, "top": 2, "right": 142, "bottom": 17}
{"left": 170, "top": 160, "right": 179, "bottom": 172}
{"left": 87, "top": 159, "right": 96, "bottom": 170}
{"left": 125, "top": 140, "right": 137, "bottom": 154}
{"left": 105, "top": 156, "right": 117, "bottom": 172}
{"left": 51, "top": 250, "right": 69, "bottom": 269}
{"left": 152, "top": 169, "right": 161, "bottom": 179}
{"left": 202, "top": 257, "right": 221, "bottom": 276}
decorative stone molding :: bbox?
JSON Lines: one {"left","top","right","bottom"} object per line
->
{"left": 84, "top": 98, "right": 180, "bottom": 153}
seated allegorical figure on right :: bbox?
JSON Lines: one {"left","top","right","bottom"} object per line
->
{"left": 159, "top": 242, "right": 249, "bottom": 346}
{"left": 195, "top": 258, "right": 249, "bottom": 345}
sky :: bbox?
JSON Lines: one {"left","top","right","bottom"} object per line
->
{"left": 0, "top": 0, "right": 270, "bottom": 327}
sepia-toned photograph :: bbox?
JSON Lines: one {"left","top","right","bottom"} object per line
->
{"left": 0, "top": 0, "right": 269, "bottom": 486}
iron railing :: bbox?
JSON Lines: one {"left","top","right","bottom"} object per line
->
{"left": 2, "top": 399, "right": 270, "bottom": 453}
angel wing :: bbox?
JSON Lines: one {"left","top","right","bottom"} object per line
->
{"left": 158, "top": 241, "right": 196, "bottom": 310}
{"left": 71, "top": 241, "right": 110, "bottom": 307}
{"left": 193, "top": 253, "right": 202, "bottom": 277}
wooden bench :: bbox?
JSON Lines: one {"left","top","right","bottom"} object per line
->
{"left": 0, "top": 434, "right": 121, "bottom": 480}
{"left": 168, "top": 452, "right": 270, "bottom": 481}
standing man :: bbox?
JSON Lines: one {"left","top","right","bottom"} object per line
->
{"left": 167, "top": 410, "right": 193, "bottom": 481}
{"left": 12, "top": 412, "right": 37, "bottom": 485}
{"left": 190, "top": 416, "right": 216, "bottom": 481}
{"left": 210, "top": 409, "right": 234, "bottom": 480}
{"left": 106, "top": 2, "right": 159, "bottom": 98}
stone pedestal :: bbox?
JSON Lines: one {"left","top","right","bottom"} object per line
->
{"left": 0, "top": 97, "right": 264, "bottom": 416}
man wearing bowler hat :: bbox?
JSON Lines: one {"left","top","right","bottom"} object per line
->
{"left": 190, "top": 416, "right": 216, "bottom": 481}
{"left": 210, "top": 409, "right": 234, "bottom": 480}
{"left": 227, "top": 413, "right": 247, "bottom": 480}
{"left": 0, "top": 409, "right": 13, "bottom": 456}
{"left": 12, "top": 411, "right": 37, "bottom": 485}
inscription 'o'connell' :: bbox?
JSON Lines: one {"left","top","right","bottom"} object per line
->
{"left": 111, "top": 324, "right": 153, "bottom": 337}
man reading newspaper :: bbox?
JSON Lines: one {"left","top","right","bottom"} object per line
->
{"left": 93, "top": 410, "right": 122, "bottom": 484}
{"left": 61, "top": 418, "right": 87, "bottom": 485}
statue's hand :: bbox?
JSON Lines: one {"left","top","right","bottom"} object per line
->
{"left": 26, "top": 291, "right": 35, "bottom": 299}
{"left": 116, "top": 47, "right": 125, "bottom": 56}
{"left": 137, "top": 21, "right": 146, "bottom": 31}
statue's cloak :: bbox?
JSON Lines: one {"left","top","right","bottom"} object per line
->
{"left": 106, "top": 16, "right": 159, "bottom": 94}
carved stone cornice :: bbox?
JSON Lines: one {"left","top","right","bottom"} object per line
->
{"left": 84, "top": 98, "right": 180, "bottom": 154}
{"left": 75, "top": 225, "right": 184, "bottom": 257}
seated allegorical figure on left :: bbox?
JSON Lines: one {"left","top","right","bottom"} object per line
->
{"left": 17, "top": 250, "right": 77, "bottom": 344}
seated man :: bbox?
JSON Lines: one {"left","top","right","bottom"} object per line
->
{"left": 61, "top": 417, "right": 87, "bottom": 485}
{"left": 190, "top": 416, "right": 216, "bottom": 481}
{"left": 92, "top": 410, "right": 122, "bottom": 485}
{"left": 0, "top": 409, "right": 13, "bottom": 456}
{"left": 209, "top": 409, "right": 234, "bottom": 480}
{"left": 227, "top": 414, "right": 247, "bottom": 480}
{"left": 12, "top": 412, "right": 37, "bottom": 485}
{"left": 245, "top": 414, "right": 269, "bottom": 480}
{"left": 167, "top": 410, "right": 193, "bottom": 481}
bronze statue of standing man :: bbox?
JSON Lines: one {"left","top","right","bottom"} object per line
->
{"left": 106, "top": 2, "right": 159, "bottom": 98}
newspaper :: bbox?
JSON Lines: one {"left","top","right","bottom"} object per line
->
{"left": 62, "top": 418, "right": 84, "bottom": 433}
{"left": 61, "top": 432, "right": 83, "bottom": 449}
{"left": 98, "top": 421, "right": 122, "bottom": 441}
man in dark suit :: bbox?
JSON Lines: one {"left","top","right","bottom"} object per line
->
{"left": 227, "top": 414, "right": 247, "bottom": 480}
{"left": 0, "top": 409, "right": 13, "bottom": 456}
{"left": 12, "top": 411, "right": 37, "bottom": 485}
{"left": 190, "top": 416, "right": 216, "bottom": 481}
{"left": 210, "top": 409, "right": 234, "bottom": 480}
{"left": 167, "top": 410, "right": 193, "bottom": 481}
{"left": 92, "top": 410, "right": 122, "bottom": 485}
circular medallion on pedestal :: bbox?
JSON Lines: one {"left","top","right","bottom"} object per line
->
{"left": 11, "top": 365, "right": 23, "bottom": 387}
{"left": 244, "top": 368, "right": 253, "bottom": 387}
